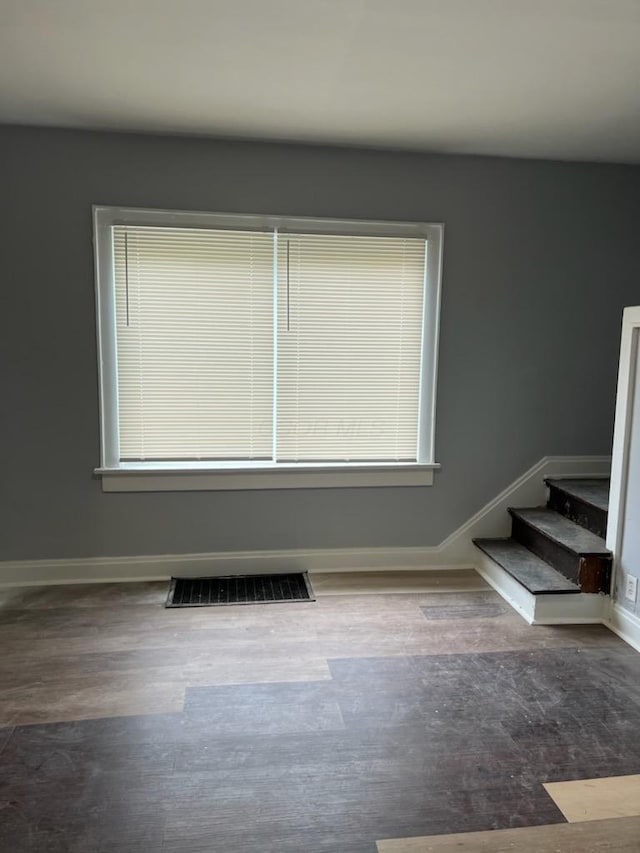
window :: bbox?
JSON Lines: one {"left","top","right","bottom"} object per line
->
{"left": 94, "top": 208, "right": 443, "bottom": 491}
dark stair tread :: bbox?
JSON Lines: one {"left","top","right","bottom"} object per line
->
{"left": 474, "top": 538, "right": 580, "bottom": 594}
{"left": 508, "top": 507, "right": 611, "bottom": 557}
{"left": 544, "top": 478, "right": 610, "bottom": 513}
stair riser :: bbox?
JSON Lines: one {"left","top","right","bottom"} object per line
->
{"left": 511, "top": 516, "right": 579, "bottom": 581}
{"left": 547, "top": 486, "right": 608, "bottom": 538}
{"left": 578, "top": 556, "right": 613, "bottom": 595}
{"left": 510, "top": 516, "right": 611, "bottom": 594}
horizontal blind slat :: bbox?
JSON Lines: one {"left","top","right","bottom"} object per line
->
{"left": 113, "top": 225, "right": 426, "bottom": 465}
{"left": 114, "top": 225, "right": 274, "bottom": 461}
{"left": 276, "top": 233, "right": 425, "bottom": 462}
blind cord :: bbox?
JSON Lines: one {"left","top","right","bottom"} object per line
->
{"left": 124, "top": 230, "right": 130, "bottom": 327}
{"left": 286, "top": 239, "right": 290, "bottom": 332}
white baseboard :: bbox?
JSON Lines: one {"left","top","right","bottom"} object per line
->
{"left": 0, "top": 454, "right": 610, "bottom": 589}
{"left": 0, "top": 547, "right": 475, "bottom": 588}
{"left": 606, "top": 604, "right": 640, "bottom": 653}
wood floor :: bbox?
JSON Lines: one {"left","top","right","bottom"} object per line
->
{"left": 377, "top": 816, "right": 640, "bottom": 852}
{"left": 0, "top": 570, "right": 639, "bottom": 852}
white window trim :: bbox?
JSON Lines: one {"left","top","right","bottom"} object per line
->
{"left": 93, "top": 206, "right": 443, "bottom": 492}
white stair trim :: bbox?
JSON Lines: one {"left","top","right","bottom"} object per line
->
{"left": 475, "top": 551, "right": 607, "bottom": 625}
{"left": 435, "top": 454, "right": 611, "bottom": 564}
{"left": 472, "top": 454, "right": 612, "bottom": 628}
{"left": 475, "top": 550, "right": 537, "bottom": 623}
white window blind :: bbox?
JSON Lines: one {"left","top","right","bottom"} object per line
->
{"left": 113, "top": 225, "right": 274, "bottom": 461}
{"left": 276, "top": 233, "right": 426, "bottom": 462}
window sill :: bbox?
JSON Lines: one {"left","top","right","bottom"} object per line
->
{"left": 94, "top": 462, "right": 440, "bottom": 492}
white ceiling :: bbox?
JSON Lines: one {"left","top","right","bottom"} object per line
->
{"left": 2, "top": 0, "right": 640, "bottom": 163}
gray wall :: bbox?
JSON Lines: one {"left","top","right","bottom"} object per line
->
{"left": 2, "top": 125, "right": 639, "bottom": 561}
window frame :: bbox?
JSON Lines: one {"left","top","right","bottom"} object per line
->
{"left": 93, "top": 206, "right": 443, "bottom": 491}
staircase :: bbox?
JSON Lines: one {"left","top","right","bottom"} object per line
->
{"left": 474, "top": 478, "right": 612, "bottom": 624}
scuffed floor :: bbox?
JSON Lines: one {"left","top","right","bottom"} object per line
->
{"left": 0, "top": 571, "right": 639, "bottom": 852}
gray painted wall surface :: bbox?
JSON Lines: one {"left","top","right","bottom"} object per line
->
{"left": 1, "top": 125, "right": 639, "bottom": 561}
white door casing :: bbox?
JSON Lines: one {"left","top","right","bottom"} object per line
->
{"left": 607, "top": 306, "right": 640, "bottom": 619}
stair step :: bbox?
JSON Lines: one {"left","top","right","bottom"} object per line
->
{"left": 545, "top": 477, "right": 610, "bottom": 512}
{"left": 473, "top": 538, "right": 580, "bottom": 594}
{"left": 509, "top": 506, "right": 610, "bottom": 555}
{"left": 545, "top": 477, "right": 609, "bottom": 537}
{"left": 508, "top": 507, "right": 611, "bottom": 594}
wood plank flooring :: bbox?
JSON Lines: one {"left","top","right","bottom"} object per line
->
{"left": 377, "top": 816, "right": 640, "bottom": 852}
{"left": 0, "top": 570, "right": 639, "bottom": 852}
{"left": 544, "top": 774, "right": 640, "bottom": 822}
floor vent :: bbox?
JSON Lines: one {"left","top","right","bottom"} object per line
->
{"left": 166, "top": 573, "right": 315, "bottom": 608}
